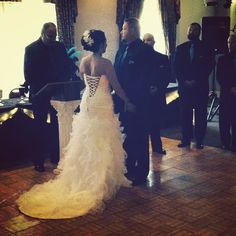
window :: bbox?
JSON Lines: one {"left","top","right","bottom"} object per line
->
{"left": 140, "top": 0, "right": 166, "bottom": 54}
{"left": 0, "top": 0, "right": 56, "bottom": 98}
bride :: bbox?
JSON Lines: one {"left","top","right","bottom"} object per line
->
{"left": 16, "top": 29, "right": 135, "bottom": 219}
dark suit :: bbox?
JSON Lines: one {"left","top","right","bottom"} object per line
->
{"left": 24, "top": 38, "right": 73, "bottom": 166}
{"left": 114, "top": 39, "right": 153, "bottom": 181}
{"left": 216, "top": 54, "right": 236, "bottom": 150}
{"left": 174, "top": 39, "right": 214, "bottom": 144}
{"left": 149, "top": 50, "right": 170, "bottom": 152}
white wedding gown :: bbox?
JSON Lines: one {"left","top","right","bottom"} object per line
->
{"left": 17, "top": 74, "right": 130, "bottom": 219}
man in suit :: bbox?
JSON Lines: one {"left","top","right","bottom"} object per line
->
{"left": 143, "top": 33, "right": 170, "bottom": 155}
{"left": 23, "top": 22, "right": 74, "bottom": 171}
{"left": 114, "top": 17, "right": 153, "bottom": 186}
{"left": 174, "top": 22, "right": 214, "bottom": 149}
{"left": 216, "top": 34, "right": 236, "bottom": 151}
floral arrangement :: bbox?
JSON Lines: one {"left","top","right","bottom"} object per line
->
{"left": 82, "top": 30, "right": 94, "bottom": 46}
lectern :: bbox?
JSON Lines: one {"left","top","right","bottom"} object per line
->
{"left": 36, "top": 80, "right": 81, "bottom": 171}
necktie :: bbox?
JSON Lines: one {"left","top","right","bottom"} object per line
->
{"left": 120, "top": 46, "right": 128, "bottom": 64}
{"left": 189, "top": 43, "right": 194, "bottom": 63}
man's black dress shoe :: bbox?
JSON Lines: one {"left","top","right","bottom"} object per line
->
{"left": 231, "top": 146, "right": 236, "bottom": 152}
{"left": 50, "top": 159, "right": 59, "bottom": 165}
{"left": 177, "top": 142, "right": 190, "bottom": 148}
{"left": 196, "top": 143, "right": 204, "bottom": 149}
{"left": 132, "top": 178, "right": 147, "bottom": 186}
{"left": 222, "top": 145, "right": 230, "bottom": 151}
{"left": 34, "top": 165, "right": 45, "bottom": 172}
{"left": 125, "top": 172, "right": 135, "bottom": 181}
{"left": 153, "top": 149, "right": 167, "bottom": 155}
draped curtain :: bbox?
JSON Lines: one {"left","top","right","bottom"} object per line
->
{"left": 53, "top": 0, "right": 78, "bottom": 49}
{"left": 158, "top": 0, "right": 180, "bottom": 81}
{"left": 116, "top": 0, "right": 144, "bottom": 32}
{"left": 158, "top": 0, "right": 180, "bottom": 56}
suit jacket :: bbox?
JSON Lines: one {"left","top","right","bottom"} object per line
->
{"left": 114, "top": 39, "right": 153, "bottom": 114}
{"left": 174, "top": 39, "right": 214, "bottom": 100}
{"left": 150, "top": 49, "right": 170, "bottom": 109}
{"left": 24, "top": 38, "right": 73, "bottom": 97}
{"left": 217, "top": 53, "right": 236, "bottom": 99}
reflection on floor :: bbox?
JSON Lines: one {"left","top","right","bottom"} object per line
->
{"left": 1, "top": 138, "right": 236, "bottom": 235}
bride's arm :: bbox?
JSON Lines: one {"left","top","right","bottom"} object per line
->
{"left": 105, "top": 60, "right": 135, "bottom": 112}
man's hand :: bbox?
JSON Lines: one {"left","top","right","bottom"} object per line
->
{"left": 184, "top": 80, "right": 196, "bottom": 88}
{"left": 150, "top": 86, "right": 157, "bottom": 95}
{"left": 230, "top": 87, "right": 236, "bottom": 95}
{"left": 124, "top": 101, "right": 136, "bottom": 113}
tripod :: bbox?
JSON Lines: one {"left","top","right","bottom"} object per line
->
{"left": 207, "top": 51, "right": 220, "bottom": 121}
{"left": 207, "top": 91, "right": 219, "bottom": 121}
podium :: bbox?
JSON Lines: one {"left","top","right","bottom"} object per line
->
{"left": 36, "top": 81, "right": 81, "bottom": 171}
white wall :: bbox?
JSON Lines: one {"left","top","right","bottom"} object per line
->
{"left": 0, "top": 0, "right": 56, "bottom": 98}
{"left": 74, "top": 0, "right": 119, "bottom": 62}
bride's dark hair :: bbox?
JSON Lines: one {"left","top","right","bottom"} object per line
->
{"left": 81, "top": 30, "right": 106, "bottom": 53}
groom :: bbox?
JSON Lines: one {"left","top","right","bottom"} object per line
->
{"left": 114, "top": 17, "right": 153, "bottom": 186}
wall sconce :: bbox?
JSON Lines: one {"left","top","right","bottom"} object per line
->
{"left": 204, "top": 0, "right": 218, "bottom": 6}
{"left": 204, "top": 0, "right": 232, "bottom": 7}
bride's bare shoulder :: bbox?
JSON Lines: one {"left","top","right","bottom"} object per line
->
{"left": 100, "top": 57, "right": 112, "bottom": 67}
{"left": 79, "top": 55, "right": 92, "bottom": 74}
{"left": 80, "top": 55, "right": 91, "bottom": 64}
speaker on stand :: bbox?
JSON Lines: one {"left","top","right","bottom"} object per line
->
{"left": 201, "top": 16, "right": 230, "bottom": 121}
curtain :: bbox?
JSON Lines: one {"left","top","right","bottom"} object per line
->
{"left": 54, "top": 0, "right": 78, "bottom": 49}
{"left": 0, "top": 0, "right": 21, "bottom": 1}
{"left": 158, "top": 0, "right": 180, "bottom": 81}
{"left": 116, "top": 0, "right": 144, "bottom": 32}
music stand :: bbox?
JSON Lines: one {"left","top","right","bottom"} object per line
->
{"left": 35, "top": 81, "right": 81, "bottom": 171}
{"left": 35, "top": 80, "right": 81, "bottom": 101}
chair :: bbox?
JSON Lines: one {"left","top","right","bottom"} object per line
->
{"left": 9, "top": 88, "right": 26, "bottom": 99}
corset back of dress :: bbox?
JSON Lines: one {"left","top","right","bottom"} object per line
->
{"left": 80, "top": 74, "right": 113, "bottom": 113}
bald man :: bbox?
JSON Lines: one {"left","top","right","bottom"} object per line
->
{"left": 217, "top": 34, "right": 236, "bottom": 151}
{"left": 143, "top": 33, "right": 170, "bottom": 155}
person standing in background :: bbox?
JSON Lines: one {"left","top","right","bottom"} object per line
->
{"left": 143, "top": 33, "right": 170, "bottom": 155}
{"left": 23, "top": 22, "right": 74, "bottom": 172}
{"left": 217, "top": 34, "right": 236, "bottom": 152}
{"left": 174, "top": 22, "right": 214, "bottom": 149}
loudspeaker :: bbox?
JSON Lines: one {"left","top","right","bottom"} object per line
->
{"left": 202, "top": 16, "right": 230, "bottom": 53}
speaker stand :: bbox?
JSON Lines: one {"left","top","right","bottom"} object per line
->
{"left": 207, "top": 91, "right": 219, "bottom": 121}
{"left": 207, "top": 50, "right": 220, "bottom": 122}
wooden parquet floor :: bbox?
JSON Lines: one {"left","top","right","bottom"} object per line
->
{"left": 1, "top": 138, "right": 236, "bottom": 236}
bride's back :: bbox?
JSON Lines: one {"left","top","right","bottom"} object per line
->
{"left": 79, "top": 55, "right": 113, "bottom": 112}
{"left": 80, "top": 54, "right": 109, "bottom": 78}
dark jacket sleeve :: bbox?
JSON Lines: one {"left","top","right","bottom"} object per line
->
{"left": 216, "top": 56, "right": 226, "bottom": 87}
{"left": 159, "top": 54, "right": 171, "bottom": 91}
{"left": 56, "top": 42, "right": 75, "bottom": 81}
{"left": 24, "top": 46, "right": 33, "bottom": 86}
{"left": 217, "top": 55, "right": 236, "bottom": 89}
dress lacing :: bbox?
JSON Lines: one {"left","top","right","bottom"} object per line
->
{"left": 85, "top": 75, "right": 101, "bottom": 97}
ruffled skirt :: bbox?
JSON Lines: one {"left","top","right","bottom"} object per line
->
{"left": 17, "top": 105, "right": 130, "bottom": 219}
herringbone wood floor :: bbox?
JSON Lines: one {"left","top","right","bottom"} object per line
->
{"left": 1, "top": 138, "right": 236, "bottom": 236}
